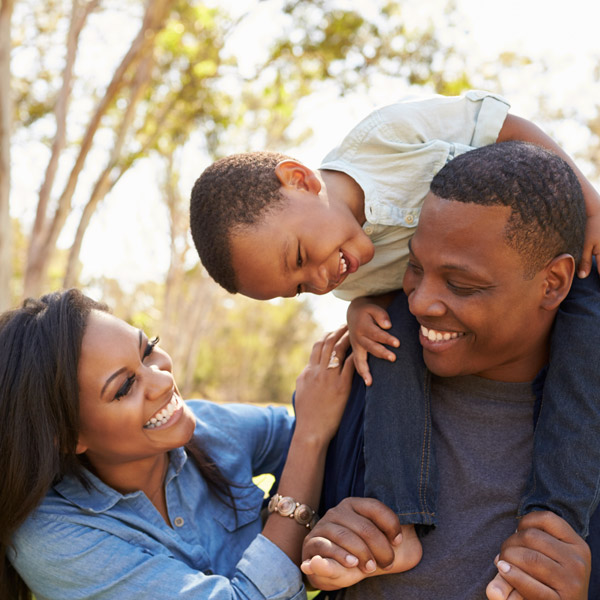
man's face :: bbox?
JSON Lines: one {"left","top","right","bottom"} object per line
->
{"left": 230, "top": 188, "right": 374, "bottom": 299}
{"left": 403, "top": 193, "right": 551, "bottom": 382}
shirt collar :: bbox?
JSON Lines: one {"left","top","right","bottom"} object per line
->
{"left": 54, "top": 447, "right": 189, "bottom": 513}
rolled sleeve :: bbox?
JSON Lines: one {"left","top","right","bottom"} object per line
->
{"left": 12, "top": 518, "right": 305, "bottom": 600}
{"left": 467, "top": 91, "right": 511, "bottom": 147}
{"left": 236, "top": 534, "right": 306, "bottom": 599}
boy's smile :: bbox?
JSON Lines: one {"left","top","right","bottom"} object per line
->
{"left": 230, "top": 190, "right": 374, "bottom": 299}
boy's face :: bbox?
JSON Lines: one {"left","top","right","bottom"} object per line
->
{"left": 230, "top": 188, "right": 374, "bottom": 299}
{"left": 403, "top": 193, "right": 552, "bottom": 383}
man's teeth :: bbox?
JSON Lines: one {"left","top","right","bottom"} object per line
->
{"left": 144, "top": 396, "right": 179, "bottom": 429}
{"left": 339, "top": 251, "right": 348, "bottom": 274}
{"left": 421, "top": 325, "right": 465, "bottom": 342}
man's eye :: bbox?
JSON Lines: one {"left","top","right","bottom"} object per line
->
{"left": 447, "top": 282, "right": 479, "bottom": 296}
{"left": 407, "top": 261, "right": 422, "bottom": 274}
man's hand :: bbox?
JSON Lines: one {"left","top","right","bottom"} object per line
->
{"left": 486, "top": 511, "right": 590, "bottom": 600}
{"left": 301, "top": 498, "right": 422, "bottom": 590}
{"left": 347, "top": 296, "right": 399, "bottom": 386}
{"left": 302, "top": 498, "right": 402, "bottom": 572}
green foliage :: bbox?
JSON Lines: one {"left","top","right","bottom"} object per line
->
{"left": 192, "top": 295, "right": 320, "bottom": 404}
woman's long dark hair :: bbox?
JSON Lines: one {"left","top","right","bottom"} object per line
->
{"left": 0, "top": 289, "right": 234, "bottom": 599}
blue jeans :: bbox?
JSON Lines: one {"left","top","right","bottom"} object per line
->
{"left": 364, "top": 267, "right": 600, "bottom": 537}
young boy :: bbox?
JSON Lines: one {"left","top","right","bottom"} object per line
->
{"left": 190, "top": 90, "right": 600, "bottom": 589}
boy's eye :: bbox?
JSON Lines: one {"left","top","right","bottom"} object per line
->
{"left": 296, "top": 245, "right": 303, "bottom": 268}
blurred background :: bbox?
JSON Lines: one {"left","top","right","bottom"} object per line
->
{"left": 2, "top": 0, "right": 599, "bottom": 404}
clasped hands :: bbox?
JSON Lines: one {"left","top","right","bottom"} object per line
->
{"left": 301, "top": 497, "right": 590, "bottom": 599}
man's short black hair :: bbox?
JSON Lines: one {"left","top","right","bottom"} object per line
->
{"left": 190, "top": 151, "right": 292, "bottom": 293}
{"left": 430, "top": 141, "right": 586, "bottom": 277}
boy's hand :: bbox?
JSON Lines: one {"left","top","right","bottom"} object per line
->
{"left": 301, "top": 555, "right": 366, "bottom": 591}
{"left": 347, "top": 296, "right": 399, "bottom": 386}
{"left": 579, "top": 209, "right": 600, "bottom": 278}
{"left": 486, "top": 511, "right": 590, "bottom": 600}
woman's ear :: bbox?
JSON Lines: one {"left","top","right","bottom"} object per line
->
{"left": 75, "top": 437, "right": 88, "bottom": 455}
{"left": 275, "top": 160, "right": 321, "bottom": 193}
{"left": 540, "top": 254, "right": 575, "bottom": 311}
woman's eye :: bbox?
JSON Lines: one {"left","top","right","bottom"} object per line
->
{"left": 114, "top": 375, "right": 135, "bottom": 401}
{"left": 143, "top": 336, "right": 160, "bottom": 360}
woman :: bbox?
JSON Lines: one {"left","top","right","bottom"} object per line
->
{"left": 0, "top": 289, "right": 354, "bottom": 599}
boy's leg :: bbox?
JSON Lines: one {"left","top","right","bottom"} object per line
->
{"left": 518, "top": 265, "right": 600, "bottom": 537}
{"left": 363, "top": 291, "right": 437, "bottom": 526}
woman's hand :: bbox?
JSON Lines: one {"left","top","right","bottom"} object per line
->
{"left": 294, "top": 326, "right": 355, "bottom": 443}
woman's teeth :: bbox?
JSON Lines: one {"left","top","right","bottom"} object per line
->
{"left": 144, "top": 396, "right": 179, "bottom": 429}
{"left": 421, "top": 325, "right": 465, "bottom": 342}
{"left": 340, "top": 251, "right": 348, "bottom": 274}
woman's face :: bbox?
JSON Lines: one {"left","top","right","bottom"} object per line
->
{"left": 76, "top": 310, "right": 196, "bottom": 470}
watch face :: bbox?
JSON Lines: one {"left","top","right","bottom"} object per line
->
{"left": 277, "top": 496, "right": 297, "bottom": 517}
{"left": 294, "top": 504, "right": 313, "bottom": 526}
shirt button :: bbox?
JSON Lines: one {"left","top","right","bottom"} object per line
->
{"left": 364, "top": 225, "right": 374, "bottom": 235}
{"left": 405, "top": 214, "right": 414, "bottom": 225}
{"left": 174, "top": 517, "right": 185, "bottom": 527}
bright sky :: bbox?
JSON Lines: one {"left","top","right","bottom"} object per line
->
{"left": 11, "top": 0, "right": 600, "bottom": 328}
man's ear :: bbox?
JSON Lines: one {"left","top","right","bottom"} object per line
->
{"left": 540, "top": 254, "right": 575, "bottom": 311}
{"left": 275, "top": 160, "right": 321, "bottom": 193}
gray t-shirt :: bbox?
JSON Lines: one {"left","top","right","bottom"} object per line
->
{"left": 343, "top": 374, "right": 535, "bottom": 599}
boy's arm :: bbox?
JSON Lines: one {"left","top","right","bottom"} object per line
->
{"left": 498, "top": 114, "right": 600, "bottom": 277}
{"left": 347, "top": 292, "right": 398, "bottom": 386}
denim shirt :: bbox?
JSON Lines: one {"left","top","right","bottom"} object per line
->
{"left": 10, "top": 400, "right": 305, "bottom": 600}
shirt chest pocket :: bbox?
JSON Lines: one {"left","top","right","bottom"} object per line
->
{"left": 212, "top": 482, "right": 265, "bottom": 532}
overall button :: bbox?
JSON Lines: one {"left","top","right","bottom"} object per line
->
{"left": 405, "top": 214, "right": 415, "bottom": 225}
{"left": 174, "top": 517, "right": 185, "bottom": 527}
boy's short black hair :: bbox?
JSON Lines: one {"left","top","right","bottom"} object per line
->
{"left": 190, "top": 151, "right": 292, "bottom": 293}
{"left": 430, "top": 141, "right": 585, "bottom": 277}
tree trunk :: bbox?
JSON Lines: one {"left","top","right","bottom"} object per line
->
{"left": 27, "top": 0, "right": 100, "bottom": 298}
{"left": 63, "top": 53, "right": 154, "bottom": 288}
{"left": 0, "top": 0, "right": 15, "bottom": 311}
{"left": 24, "top": 0, "right": 176, "bottom": 298}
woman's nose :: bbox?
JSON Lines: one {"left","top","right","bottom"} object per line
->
{"left": 144, "top": 361, "right": 174, "bottom": 399}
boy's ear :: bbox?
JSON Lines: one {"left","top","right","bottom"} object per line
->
{"left": 540, "top": 253, "right": 575, "bottom": 311}
{"left": 275, "top": 160, "right": 321, "bottom": 193}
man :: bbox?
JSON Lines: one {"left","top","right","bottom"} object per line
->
{"left": 302, "top": 141, "right": 595, "bottom": 599}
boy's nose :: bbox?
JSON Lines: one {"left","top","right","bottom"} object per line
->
{"left": 307, "top": 265, "right": 330, "bottom": 293}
